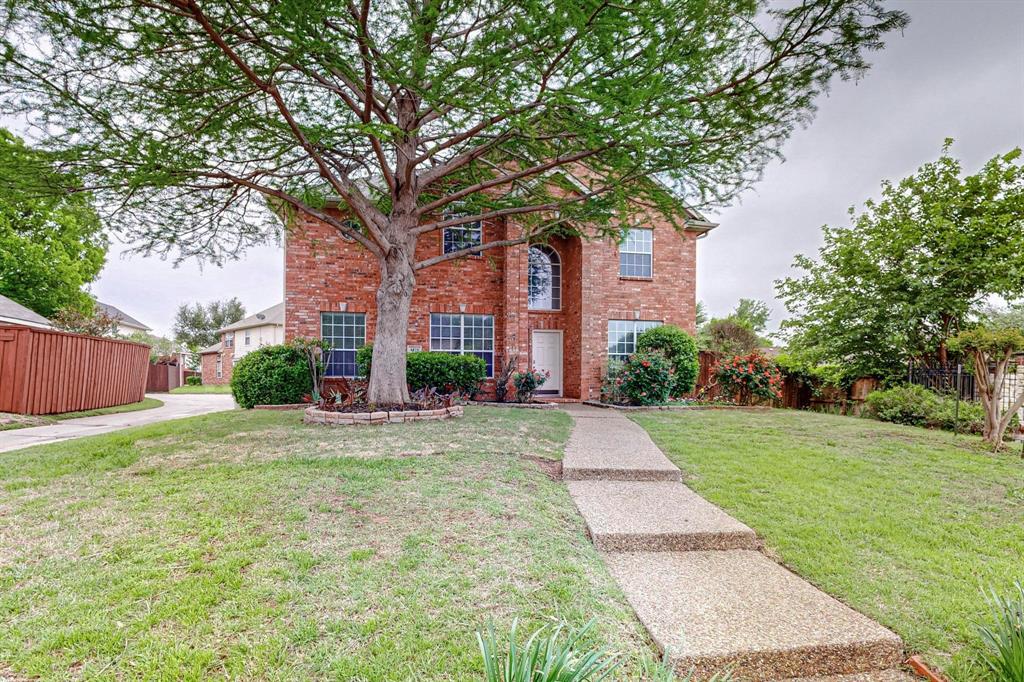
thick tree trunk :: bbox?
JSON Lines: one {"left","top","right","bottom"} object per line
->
{"left": 367, "top": 246, "right": 416, "bottom": 405}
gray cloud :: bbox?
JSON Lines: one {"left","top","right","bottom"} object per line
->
{"left": 91, "top": 0, "right": 1024, "bottom": 337}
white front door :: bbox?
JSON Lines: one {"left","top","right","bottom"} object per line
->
{"left": 531, "top": 330, "right": 563, "bottom": 396}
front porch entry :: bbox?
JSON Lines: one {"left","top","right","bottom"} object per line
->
{"left": 531, "top": 329, "right": 563, "bottom": 396}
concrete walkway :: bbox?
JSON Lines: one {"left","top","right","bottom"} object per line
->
{"left": 561, "top": 404, "right": 910, "bottom": 681}
{"left": 0, "top": 393, "right": 236, "bottom": 453}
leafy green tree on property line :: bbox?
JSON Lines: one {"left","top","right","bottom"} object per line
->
{"left": 51, "top": 305, "right": 121, "bottom": 337}
{"left": 0, "top": 129, "right": 108, "bottom": 317}
{"left": 172, "top": 298, "right": 245, "bottom": 353}
{"left": 698, "top": 298, "right": 773, "bottom": 354}
{"left": 777, "top": 143, "right": 1024, "bottom": 380}
{"left": 0, "top": 0, "right": 907, "bottom": 404}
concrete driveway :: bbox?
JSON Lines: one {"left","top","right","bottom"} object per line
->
{"left": 0, "top": 393, "right": 236, "bottom": 454}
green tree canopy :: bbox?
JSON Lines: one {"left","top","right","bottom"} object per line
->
{"left": 172, "top": 298, "right": 246, "bottom": 352}
{"left": 0, "top": 0, "right": 907, "bottom": 403}
{"left": 0, "top": 129, "right": 108, "bottom": 317}
{"left": 777, "top": 143, "right": 1024, "bottom": 379}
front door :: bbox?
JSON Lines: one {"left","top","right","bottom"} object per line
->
{"left": 531, "top": 330, "right": 563, "bottom": 396}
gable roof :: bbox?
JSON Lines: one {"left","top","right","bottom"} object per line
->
{"left": 96, "top": 302, "right": 151, "bottom": 332}
{"left": 218, "top": 302, "right": 285, "bottom": 333}
{"left": 198, "top": 341, "right": 223, "bottom": 355}
{"left": 0, "top": 293, "right": 53, "bottom": 329}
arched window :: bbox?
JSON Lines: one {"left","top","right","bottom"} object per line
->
{"left": 528, "top": 245, "right": 561, "bottom": 310}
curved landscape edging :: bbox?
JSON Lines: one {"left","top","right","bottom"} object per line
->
{"left": 303, "top": 404, "right": 464, "bottom": 425}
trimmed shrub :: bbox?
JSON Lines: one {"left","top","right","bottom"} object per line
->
{"left": 358, "top": 343, "right": 486, "bottom": 395}
{"left": 619, "top": 350, "right": 675, "bottom": 405}
{"left": 185, "top": 375, "right": 202, "bottom": 386}
{"left": 636, "top": 325, "right": 699, "bottom": 396}
{"left": 230, "top": 344, "right": 311, "bottom": 408}
{"left": 406, "top": 351, "right": 486, "bottom": 395}
{"left": 715, "top": 352, "right": 783, "bottom": 405}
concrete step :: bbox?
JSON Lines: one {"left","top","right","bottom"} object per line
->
{"left": 602, "top": 550, "right": 903, "bottom": 681}
{"left": 567, "top": 481, "right": 759, "bottom": 552}
{"left": 561, "top": 411, "right": 682, "bottom": 482}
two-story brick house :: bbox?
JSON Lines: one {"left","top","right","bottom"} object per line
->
{"left": 284, "top": 196, "right": 716, "bottom": 400}
{"left": 199, "top": 303, "right": 285, "bottom": 385}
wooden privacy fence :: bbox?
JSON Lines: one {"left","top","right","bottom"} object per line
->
{"left": 0, "top": 325, "right": 150, "bottom": 415}
{"left": 146, "top": 362, "right": 181, "bottom": 393}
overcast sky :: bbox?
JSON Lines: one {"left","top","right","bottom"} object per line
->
{"left": 84, "top": 0, "right": 1024, "bottom": 337}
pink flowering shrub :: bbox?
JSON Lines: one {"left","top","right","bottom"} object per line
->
{"left": 715, "top": 352, "right": 782, "bottom": 405}
{"left": 618, "top": 350, "right": 675, "bottom": 405}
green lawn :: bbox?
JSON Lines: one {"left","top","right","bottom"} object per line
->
{"left": 0, "top": 407, "right": 658, "bottom": 681}
{"left": 0, "top": 398, "right": 164, "bottom": 431}
{"left": 633, "top": 409, "right": 1024, "bottom": 682}
{"left": 169, "top": 384, "right": 233, "bottom": 394}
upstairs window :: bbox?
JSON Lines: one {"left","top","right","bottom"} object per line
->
{"left": 442, "top": 208, "right": 483, "bottom": 255}
{"left": 619, "top": 228, "right": 653, "bottom": 278}
{"left": 528, "top": 245, "right": 561, "bottom": 311}
{"left": 224, "top": 332, "right": 234, "bottom": 348}
{"left": 430, "top": 313, "right": 494, "bottom": 376}
{"left": 607, "top": 319, "right": 662, "bottom": 363}
{"left": 321, "top": 312, "right": 366, "bottom": 377}
{"left": 244, "top": 330, "right": 252, "bottom": 346}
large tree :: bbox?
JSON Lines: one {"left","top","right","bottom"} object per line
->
{"left": 777, "top": 144, "right": 1024, "bottom": 380}
{"left": 172, "top": 298, "right": 246, "bottom": 352}
{"left": 0, "top": 129, "right": 108, "bottom": 317}
{"left": 0, "top": 0, "right": 906, "bottom": 403}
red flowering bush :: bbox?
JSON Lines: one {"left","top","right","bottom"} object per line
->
{"left": 619, "top": 350, "right": 675, "bottom": 405}
{"left": 715, "top": 352, "right": 782, "bottom": 405}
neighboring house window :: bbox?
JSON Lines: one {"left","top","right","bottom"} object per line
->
{"left": 321, "top": 312, "right": 366, "bottom": 377}
{"left": 619, "top": 228, "right": 653, "bottom": 278}
{"left": 224, "top": 332, "right": 234, "bottom": 348}
{"left": 430, "top": 313, "right": 494, "bottom": 376}
{"left": 442, "top": 219, "right": 483, "bottom": 255}
{"left": 528, "top": 245, "right": 561, "bottom": 310}
{"left": 607, "top": 319, "right": 662, "bottom": 363}
{"left": 215, "top": 355, "right": 223, "bottom": 378}
{"left": 244, "top": 330, "right": 251, "bottom": 346}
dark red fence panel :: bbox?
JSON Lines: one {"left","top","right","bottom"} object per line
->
{"left": 0, "top": 325, "right": 150, "bottom": 415}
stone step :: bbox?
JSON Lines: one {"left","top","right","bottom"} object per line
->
{"left": 602, "top": 550, "right": 903, "bottom": 681}
{"left": 567, "top": 481, "right": 759, "bottom": 552}
{"left": 561, "top": 411, "right": 682, "bottom": 482}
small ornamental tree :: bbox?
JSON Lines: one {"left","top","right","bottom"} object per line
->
{"left": 716, "top": 352, "right": 782, "bottom": 406}
{"left": 950, "top": 327, "right": 1024, "bottom": 449}
{"left": 0, "top": 0, "right": 907, "bottom": 405}
{"left": 636, "top": 325, "right": 699, "bottom": 396}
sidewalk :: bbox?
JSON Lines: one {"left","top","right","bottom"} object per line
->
{"left": 0, "top": 393, "right": 236, "bottom": 453}
{"left": 560, "top": 404, "right": 910, "bottom": 681}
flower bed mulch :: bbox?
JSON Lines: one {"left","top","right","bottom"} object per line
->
{"left": 303, "top": 404, "right": 464, "bottom": 425}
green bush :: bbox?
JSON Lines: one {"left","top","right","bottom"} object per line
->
{"left": 357, "top": 343, "right": 486, "bottom": 395}
{"left": 512, "top": 369, "right": 547, "bottom": 402}
{"left": 230, "top": 344, "right": 311, "bottom": 408}
{"left": 864, "top": 384, "right": 1015, "bottom": 435}
{"left": 619, "top": 350, "right": 675, "bottom": 405}
{"left": 185, "top": 375, "right": 202, "bottom": 386}
{"left": 636, "top": 324, "right": 699, "bottom": 396}
{"left": 977, "top": 582, "right": 1024, "bottom": 682}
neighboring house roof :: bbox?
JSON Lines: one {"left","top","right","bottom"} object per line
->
{"left": 198, "top": 341, "right": 223, "bottom": 355}
{"left": 96, "top": 302, "right": 152, "bottom": 332}
{"left": 219, "top": 303, "right": 285, "bottom": 333}
{"left": 0, "top": 293, "right": 53, "bottom": 329}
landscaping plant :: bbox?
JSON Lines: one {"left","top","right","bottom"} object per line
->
{"left": 358, "top": 344, "right": 486, "bottom": 396}
{"left": 599, "top": 360, "right": 628, "bottom": 405}
{"left": 230, "top": 344, "right": 311, "bottom": 408}
{"left": 184, "top": 375, "right": 202, "bottom": 386}
{"left": 950, "top": 326, "right": 1024, "bottom": 449}
{"left": 494, "top": 356, "right": 519, "bottom": 403}
{"left": 290, "top": 336, "right": 332, "bottom": 401}
{"left": 977, "top": 582, "right": 1024, "bottom": 682}
{"left": 512, "top": 370, "right": 548, "bottom": 403}
{"left": 715, "top": 352, "right": 783, "bottom": 406}
{"left": 619, "top": 350, "right": 675, "bottom": 406}
{"left": 636, "top": 325, "right": 700, "bottom": 396}
{"left": 477, "top": 619, "right": 619, "bottom": 682}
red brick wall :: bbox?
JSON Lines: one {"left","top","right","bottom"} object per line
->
{"left": 579, "top": 222, "right": 699, "bottom": 399}
{"left": 285, "top": 211, "right": 700, "bottom": 400}
{"left": 200, "top": 343, "right": 233, "bottom": 385}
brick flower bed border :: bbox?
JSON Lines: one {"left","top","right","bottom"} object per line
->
{"left": 254, "top": 403, "right": 307, "bottom": 411}
{"left": 303, "top": 404, "right": 464, "bottom": 425}
{"left": 581, "top": 400, "right": 772, "bottom": 412}
{"left": 470, "top": 400, "right": 557, "bottom": 410}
